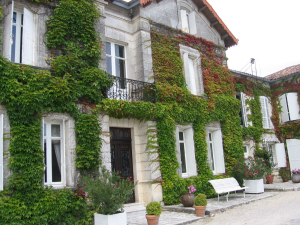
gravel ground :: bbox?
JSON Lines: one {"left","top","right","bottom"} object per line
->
{"left": 190, "top": 191, "right": 300, "bottom": 225}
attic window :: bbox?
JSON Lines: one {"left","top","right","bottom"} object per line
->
{"left": 180, "top": 9, "right": 196, "bottom": 35}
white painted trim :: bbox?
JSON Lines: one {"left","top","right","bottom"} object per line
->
{"left": 0, "top": 114, "right": 3, "bottom": 191}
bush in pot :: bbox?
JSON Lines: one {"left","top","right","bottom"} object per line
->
{"left": 81, "top": 166, "right": 136, "bottom": 224}
{"left": 194, "top": 194, "right": 207, "bottom": 217}
{"left": 279, "top": 167, "right": 290, "bottom": 182}
{"left": 232, "top": 156, "right": 267, "bottom": 193}
{"left": 145, "top": 201, "right": 162, "bottom": 225}
{"left": 291, "top": 169, "right": 300, "bottom": 183}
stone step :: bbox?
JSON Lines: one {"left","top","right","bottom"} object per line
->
{"left": 124, "top": 202, "right": 146, "bottom": 213}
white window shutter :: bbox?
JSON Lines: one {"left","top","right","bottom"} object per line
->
{"left": 3, "top": 3, "right": 14, "bottom": 60}
{"left": 286, "top": 139, "right": 300, "bottom": 172}
{"left": 175, "top": 127, "right": 182, "bottom": 176}
{"left": 188, "top": 11, "right": 197, "bottom": 35}
{"left": 212, "top": 129, "right": 225, "bottom": 174}
{"left": 184, "top": 128, "right": 197, "bottom": 176}
{"left": 180, "top": 9, "right": 189, "bottom": 33}
{"left": 188, "top": 58, "right": 197, "bottom": 95}
{"left": 279, "top": 94, "right": 289, "bottom": 123}
{"left": 22, "top": 8, "right": 35, "bottom": 65}
{"left": 0, "top": 114, "right": 3, "bottom": 191}
{"left": 274, "top": 143, "right": 286, "bottom": 168}
{"left": 241, "top": 92, "right": 248, "bottom": 127}
{"left": 260, "top": 96, "right": 270, "bottom": 129}
{"left": 286, "top": 92, "right": 300, "bottom": 121}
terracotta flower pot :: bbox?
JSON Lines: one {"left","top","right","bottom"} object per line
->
{"left": 194, "top": 205, "right": 206, "bottom": 217}
{"left": 181, "top": 193, "right": 195, "bottom": 207}
{"left": 266, "top": 174, "right": 274, "bottom": 184}
{"left": 145, "top": 214, "right": 160, "bottom": 225}
{"left": 282, "top": 177, "right": 288, "bottom": 182}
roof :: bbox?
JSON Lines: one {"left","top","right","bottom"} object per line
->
{"left": 140, "top": 0, "right": 238, "bottom": 47}
{"left": 264, "top": 64, "right": 300, "bottom": 80}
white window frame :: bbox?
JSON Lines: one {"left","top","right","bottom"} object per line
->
{"left": 260, "top": 96, "right": 271, "bottom": 129}
{"left": 43, "top": 119, "right": 65, "bottom": 188}
{"left": 205, "top": 123, "right": 225, "bottom": 175}
{"left": 279, "top": 92, "right": 300, "bottom": 123}
{"left": 243, "top": 145, "right": 249, "bottom": 159}
{"left": 180, "top": 8, "right": 196, "bottom": 35}
{"left": 175, "top": 125, "right": 197, "bottom": 178}
{"left": 180, "top": 44, "right": 203, "bottom": 95}
{"left": 3, "top": 3, "right": 36, "bottom": 66}
{"left": 0, "top": 114, "right": 3, "bottom": 191}
{"left": 106, "top": 42, "right": 127, "bottom": 79}
{"left": 236, "top": 92, "right": 250, "bottom": 127}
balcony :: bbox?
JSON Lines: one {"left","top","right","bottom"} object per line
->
{"left": 106, "top": 75, "right": 156, "bottom": 103}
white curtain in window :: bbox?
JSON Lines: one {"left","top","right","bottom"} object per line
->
{"left": 53, "top": 142, "right": 61, "bottom": 173}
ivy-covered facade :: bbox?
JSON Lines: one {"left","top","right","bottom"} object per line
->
{"left": 0, "top": 0, "right": 299, "bottom": 222}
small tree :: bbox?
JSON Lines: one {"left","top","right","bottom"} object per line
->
{"left": 81, "top": 166, "right": 136, "bottom": 215}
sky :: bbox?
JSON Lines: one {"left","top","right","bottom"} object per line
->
{"left": 207, "top": 0, "right": 300, "bottom": 77}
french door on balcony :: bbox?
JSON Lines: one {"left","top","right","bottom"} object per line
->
{"left": 110, "top": 127, "right": 135, "bottom": 203}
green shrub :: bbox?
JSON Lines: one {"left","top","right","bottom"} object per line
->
{"left": 194, "top": 194, "right": 207, "bottom": 206}
{"left": 146, "top": 201, "right": 162, "bottom": 215}
{"left": 81, "top": 166, "right": 136, "bottom": 215}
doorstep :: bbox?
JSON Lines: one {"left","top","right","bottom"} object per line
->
{"left": 124, "top": 202, "right": 146, "bottom": 213}
{"left": 264, "top": 180, "right": 300, "bottom": 192}
{"left": 163, "top": 192, "right": 276, "bottom": 216}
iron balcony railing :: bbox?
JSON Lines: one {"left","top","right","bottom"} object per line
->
{"left": 106, "top": 75, "right": 156, "bottom": 103}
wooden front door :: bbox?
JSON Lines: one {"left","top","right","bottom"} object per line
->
{"left": 110, "top": 127, "right": 135, "bottom": 203}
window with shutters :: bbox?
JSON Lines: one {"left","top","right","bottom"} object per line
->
{"left": 236, "top": 92, "right": 249, "bottom": 127}
{"left": 179, "top": 44, "right": 204, "bottom": 95}
{"left": 3, "top": 3, "right": 36, "bottom": 65}
{"left": 205, "top": 123, "right": 225, "bottom": 175}
{"left": 180, "top": 8, "right": 196, "bottom": 35}
{"left": 279, "top": 92, "right": 300, "bottom": 123}
{"left": 0, "top": 114, "right": 3, "bottom": 191}
{"left": 175, "top": 125, "right": 197, "bottom": 178}
{"left": 43, "top": 119, "right": 65, "bottom": 187}
{"left": 243, "top": 145, "right": 249, "bottom": 159}
{"left": 260, "top": 96, "right": 271, "bottom": 129}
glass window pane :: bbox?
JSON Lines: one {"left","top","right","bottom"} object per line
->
{"left": 209, "top": 133, "right": 212, "bottom": 141}
{"left": 44, "top": 124, "right": 46, "bottom": 136}
{"left": 115, "top": 45, "right": 124, "bottom": 58}
{"left": 106, "top": 56, "right": 112, "bottom": 74}
{"left": 51, "top": 124, "right": 60, "bottom": 137}
{"left": 209, "top": 143, "right": 214, "bottom": 171}
{"left": 13, "top": 12, "right": 16, "bottom": 23}
{"left": 106, "top": 42, "right": 111, "bottom": 55}
{"left": 11, "top": 26, "right": 16, "bottom": 62}
{"left": 179, "top": 132, "right": 184, "bottom": 141}
{"left": 180, "top": 143, "right": 186, "bottom": 173}
{"left": 52, "top": 140, "right": 61, "bottom": 182}
{"left": 115, "top": 58, "right": 126, "bottom": 79}
{"left": 44, "top": 139, "right": 47, "bottom": 183}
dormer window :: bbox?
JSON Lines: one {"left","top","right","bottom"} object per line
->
{"left": 180, "top": 9, "right": 196, "bottom": 35}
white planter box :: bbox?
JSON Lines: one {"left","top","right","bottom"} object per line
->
{"left": 244, "top": 179, "right": 264, "bottom": 193}
{"left": 94, "top": 211, "right": 127, "bottom": 225}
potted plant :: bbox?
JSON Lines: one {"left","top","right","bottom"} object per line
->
{"left": 145, "top": 201, "right": 162, "bottom": 225}
{"left": 256, "top": 148, "right": 276, "bottom": 184}
{"left": 181, "top": 185, "right": 197, "bottom": 207}
{"left": 194, "top": 193, "right": 207, "bottom": 217}
{"left": 81, "top": 166, "right": 136, "bottom": 225}
{"left": 291, "top": 169, "right": 300, "bottom": 183}
{"left": 279, "top": 168, "right": 290, "bottom": 182}
{"left": 232, "top": 156, "right": 266, "bottom": 193}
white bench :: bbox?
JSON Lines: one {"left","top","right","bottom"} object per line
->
{"left": 208, "top": 177, "right": 248, "bottom": 202}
